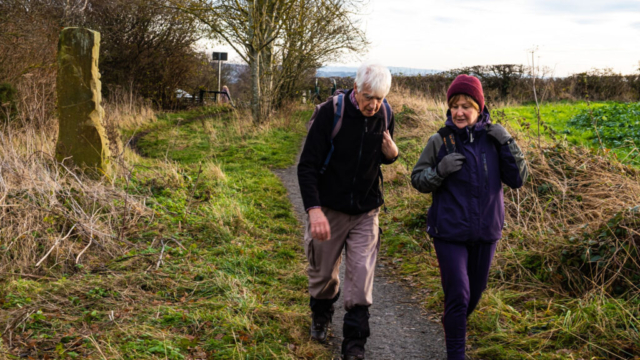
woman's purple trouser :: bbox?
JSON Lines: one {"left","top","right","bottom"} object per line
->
{"left": 433, "top": 239, "right": 497, "bottom": 360}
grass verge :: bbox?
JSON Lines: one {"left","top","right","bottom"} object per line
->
{"left": 1, "top": 105, "right": 330, "bottom": 359}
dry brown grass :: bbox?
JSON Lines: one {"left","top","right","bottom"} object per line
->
{"left": 0, "top": 77, "right": 157, "bottom": 279}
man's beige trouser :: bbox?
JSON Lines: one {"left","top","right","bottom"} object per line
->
{"left": 304, "top": 207, "right": 380, "bottom": 310}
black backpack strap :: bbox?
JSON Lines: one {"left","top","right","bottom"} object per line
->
{"left": 381, "top": 98, "right": 391, "bottom": 130}
{"left": 378, "top": 169, "right": 388, "bottom": 213}
{"left": 320, "top": 94, "right": 345, "bottom": 174}
{"left": 437, "top": 127, "right": 457, "bottom": 154}
{"left": 379, "top": 99, "right": 392, "bottom": 213}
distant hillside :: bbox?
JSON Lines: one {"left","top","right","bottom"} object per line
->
{"left": 316, "top": 66, "right": 440, "bottom": 78}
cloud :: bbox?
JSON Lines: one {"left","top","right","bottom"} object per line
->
{"left": 534, "top": 0, "right": 640, "bottom": 14}
{"left": 434, "top": 16, "right": 456, "bottom": 23}
{"left": 343, "top": 0, "right": 640, "bottom": 76}
{"left": 385, "top": 8, "right": 415, "bottom": 16}
{"left": 573, "top": 17, "right": 605, "bottom": 25}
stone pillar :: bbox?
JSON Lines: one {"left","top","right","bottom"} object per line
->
{"left": 55, "top": 27, "right": 110, "bottom": 173}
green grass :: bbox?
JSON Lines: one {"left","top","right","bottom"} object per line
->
{"left": 5, "top": 99, "right": 639, "bottom": 359}
{"left": 0, "top": 106, "right": 328, "bottom": 359}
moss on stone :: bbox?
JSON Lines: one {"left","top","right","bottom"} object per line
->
{"left": 55, "top": 27, "right": 111, "bottom": 173}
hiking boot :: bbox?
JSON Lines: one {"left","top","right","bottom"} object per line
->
{"left": 342, "top": 346, "right": 365, "bottom": 359}
{"left": 343, "top": 352, "right": 365, "bottom": 360}
{"left": 310, "top": 317, "right": 329, "bottom": 342}
{"left": 310, "top": 306, "right": 334, "bottom": 343}
{"left": 343, "top": 355, "right": 365, "bottom": 360}
{"left": 342, "top": 337, "right": 366, "bottom": 360}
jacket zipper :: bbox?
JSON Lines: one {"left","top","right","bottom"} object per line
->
{"left": 482, "top": 152, "right": 489, "bottom": 190}
{"left": 351, "top": 118, "right": 368, "bottom": 208}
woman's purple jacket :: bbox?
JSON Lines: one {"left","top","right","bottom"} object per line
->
{"left": 411, "top": 108, "right": 528, "bottom": 242}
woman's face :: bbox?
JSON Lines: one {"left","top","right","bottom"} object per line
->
{"left": 450, "top": 98, "right": 479, "bottom": 129}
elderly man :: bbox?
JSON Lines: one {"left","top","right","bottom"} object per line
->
{"left": 297, "top": 62, "right": 398, "bottom": 360}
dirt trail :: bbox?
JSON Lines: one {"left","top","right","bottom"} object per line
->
{"left": 273, "top": 140, "right": 447, "bottom": 360}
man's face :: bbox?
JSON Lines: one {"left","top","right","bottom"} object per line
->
{"left": 354, "top": 83, "right": 385, "bottom": 117}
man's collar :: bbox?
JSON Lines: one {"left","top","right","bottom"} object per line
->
{"left": 348, "top": 88, "right": 360, "bottom": 110}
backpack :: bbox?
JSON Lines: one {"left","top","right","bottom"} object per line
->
{"left": 306, "top": 89, "right": 392, "bottom": 174}
{"left": 437, "top": 127, "right": 458, "bottom": 154}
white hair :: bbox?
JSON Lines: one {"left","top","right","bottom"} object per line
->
{"left": 355, "top": 62, "right": 392, "bottom": 97}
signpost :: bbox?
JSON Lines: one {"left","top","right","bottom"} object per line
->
{"left": 212, "top": 52, "right": 228, "bottom": 98}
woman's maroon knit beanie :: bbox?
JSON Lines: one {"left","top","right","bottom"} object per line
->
{"left": 447, "top": 74, "right": 485, "bottom": 111}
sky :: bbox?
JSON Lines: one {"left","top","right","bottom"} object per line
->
{"left": 206, "top": 0, "right": 640, "bottom": 77}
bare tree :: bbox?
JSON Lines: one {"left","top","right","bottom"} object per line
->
{"left": 171, "top": 0, "right": 368, "bottom": 123}
{"left": 530, "top": 47, "right": 542, "bottom": 148}
{"left": 271, "top": 0, "right": 368, "bottom": 107}
{"left": 172, "top": 0, "right": 292, "bottom": 123}
{"left": 0, "top": 0, "right": 205, "bottom": 109}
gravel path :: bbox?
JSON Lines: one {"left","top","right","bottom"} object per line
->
{"left": 272, "top": 139, "right": 447, "bottom": 360}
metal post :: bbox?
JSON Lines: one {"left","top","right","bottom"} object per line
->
{"left": 218, "top": 60, "right": 222, "bottom": 99}
{"left": 212, "top": 52, "right": 227, "bottom": 104}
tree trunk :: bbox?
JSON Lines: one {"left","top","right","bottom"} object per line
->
{"left": 260, "top": 43, "right": 274, "bottom": 118}
{"left": 249, "top": 47, "right": 262, "bottom": 124}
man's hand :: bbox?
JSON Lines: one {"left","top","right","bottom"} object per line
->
{"left": 309, "top": 208, "right": 331, "bottom": 241}
{"left": 382, "top": 130, "right": 398, "bottom": 159}
{"left": 487, "top": 124, "right": 512, "bottom": 145}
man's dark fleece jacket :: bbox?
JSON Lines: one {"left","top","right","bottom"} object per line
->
{"left": 297, "top": 89, "right": 397, "bottom": 216}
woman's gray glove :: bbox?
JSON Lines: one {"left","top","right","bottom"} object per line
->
{"left": 487, "top": 124, "right": 512, "bottom": 145}
{"left": 437, "top": 153, "right": 466, "bottom": 177}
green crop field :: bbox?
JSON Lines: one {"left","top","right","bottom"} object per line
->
{"left": 494, "top": 101, "right": 640, "bottom": 166}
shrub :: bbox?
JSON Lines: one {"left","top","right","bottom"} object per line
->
{"left": 0, "top": 82, "right": 17, "bottom": 122}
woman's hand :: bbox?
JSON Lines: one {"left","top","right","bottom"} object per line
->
{"left": 487, "top": 124, "right": 512, "bottom": 145}
{"left": 437, "top": 153, "right": 466, "bottom": 177}
{"left": 309, "top": 208, "right": 331, "bottom": 241}
{"left": 382, "top": 130, "right": 399, "bottom": 159}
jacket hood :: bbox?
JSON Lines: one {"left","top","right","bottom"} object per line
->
{"left": 445, "top": 105, "right": 491, "bottom": 132}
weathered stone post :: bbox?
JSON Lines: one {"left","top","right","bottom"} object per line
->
{"left": 55, "top": 27, "right": 110, "bottom": 173}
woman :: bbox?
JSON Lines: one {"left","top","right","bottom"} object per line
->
{"left": 411, "top": 75, "right": 528, "bottom": 360}
{"left": 220, "top": 85, "right": 231, "bottom": 104}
